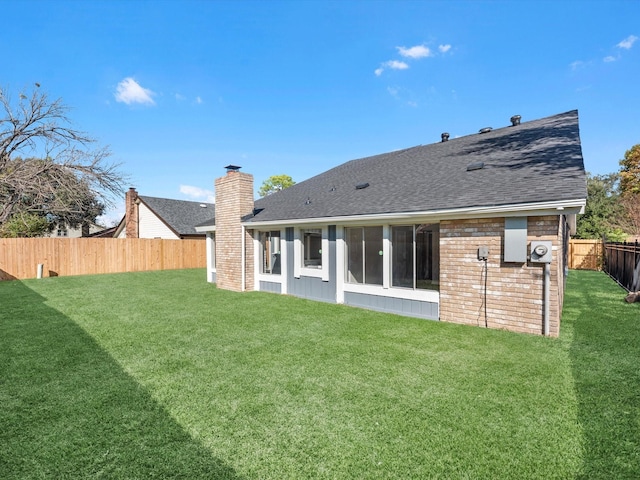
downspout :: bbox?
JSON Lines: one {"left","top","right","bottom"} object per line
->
{"left": 241, "top": 224, "right": 246, "bottom": 292}
{"left": 543, "top": 263, "right": 550, "bottom": 336}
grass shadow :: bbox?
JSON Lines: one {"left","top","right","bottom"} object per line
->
{"left": 563, "top": 270, "right": 640, "bottom": 479}
{"left": 0, "top": 279, "right": 243, "bottom": 479}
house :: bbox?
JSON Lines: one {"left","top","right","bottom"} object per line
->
{"left": 114, "top": 188, "right": 214, "bottom": 239}
{"left": 46, "top": 221, "right": 106, "bottom": 238}
{"left": 196, "top": 110, "right": 587, "bottom": 336}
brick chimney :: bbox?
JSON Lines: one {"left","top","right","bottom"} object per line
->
{"left": 214, "top": 167, "right": 255, "bottom": 292}
{"left": 125, "top": 187, "right": 139, "bottom": 238}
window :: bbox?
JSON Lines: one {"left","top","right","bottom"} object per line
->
{"left": 302, "top": 228, "right": 322, "bottom": 268}
{"left": 391, "top": 224, "right": 439, "bottom": 290}
{"left": 391, "top": 226, "right": 413, "bottom": 288}
{"left": 345, "top": 226, "right": 383, "bottom": 285}
{"left": 260, "top": 231, "right": 281, "bottom": 274}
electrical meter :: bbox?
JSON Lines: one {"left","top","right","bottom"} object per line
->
{"left": 530, "top": 241, "right": 552, "bottom": 263}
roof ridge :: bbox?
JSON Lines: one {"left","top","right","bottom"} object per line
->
{"left": 139, "top": 195, "right": 214, "bottom": 206}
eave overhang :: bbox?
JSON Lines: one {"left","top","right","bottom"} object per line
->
{"left": 240, "top": 198, "right": 586, "bottom": 229}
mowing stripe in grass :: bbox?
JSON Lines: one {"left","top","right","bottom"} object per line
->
{"left": 561, "top": 270, "right": 640, "bottom": 479}
{"left": 7, "top": 268, "right": 637, "bottom": 478}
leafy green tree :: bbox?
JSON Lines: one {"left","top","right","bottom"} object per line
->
{"left": 619, "top": 144, "right": 640, "bottom": 196}
{"left": 0, "top": 212, "right": 50, "bottom": 238}
{"left": 576, "top": 173, "right": 627, "bottom": 241}
{"left": 258, "top": 174, "right": 295, "bottom": 197}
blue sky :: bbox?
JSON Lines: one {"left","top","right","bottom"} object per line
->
{"left": 3, "top": 0, "right": 639, "bottom": 225}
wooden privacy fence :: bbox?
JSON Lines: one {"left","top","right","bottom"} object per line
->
{"left": 603, "top": 241, "right": 640, "bottom": 292}
{"left": 0, "top": 238, "right": 206, "bottom": 280}
{"left": 568, "top": 239, "right": 603, "bottom": 270}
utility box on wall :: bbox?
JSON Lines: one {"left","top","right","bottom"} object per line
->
{"left": 504, "top": 217, "right": 528, "bottom": 263}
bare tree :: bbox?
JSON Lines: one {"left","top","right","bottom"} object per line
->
{"left": 620, "top": 194, "right": 640, "bottom": 238}
{"left": 0, "top": 84, "right": 127, "bottom": 229}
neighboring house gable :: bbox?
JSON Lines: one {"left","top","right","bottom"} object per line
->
{"left": 115, "top": 188, "right": 214, "bottom": 239}
{"left": 196, "top": 110, "right": 588, "bottom": 337}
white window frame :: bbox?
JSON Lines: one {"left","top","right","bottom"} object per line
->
{"left": 338, "top": 222, "right": 440, "bottom": 304}
{"left": 344, "top": 226, "right": 384, "bottom": 287}
{"left": 296, "top": 226, "right": 329, "bottom": 280}
{"left": 206, "top": 232, "right": 216, "bottom": 283}
{"left": 255, "top": 229, "right": 287, "bottom": 291}
{"left": 258, "top": 230, "right": 283, "bottom": 275}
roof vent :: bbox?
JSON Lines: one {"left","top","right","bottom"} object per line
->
{"left": 305, "top": 197, "right": 312, "bottom": 205}
{"left": 467, "top": 161, "right": 485, "bottom": 171}
{"left": 199, "top": 204, "right": 207, "bottom": 208}
{"left": 441, "top": 132, "right": 450, "bottom": 142}
{"left": 224, "top": 164, "right": 241, "bottom": 172}
{"left": 479, "top": 127, "right": 492, "bottom": 134}
{"left": 510, "top": 115, "right": 521, "bottom": 126}
{"left": 355, "top": 182, "right": 370, "bottom": 190}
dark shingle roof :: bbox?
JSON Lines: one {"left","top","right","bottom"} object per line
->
{"left": 139, "top": 196, "right": 215, "bottom": 236}
{"left": 246, "top": 110, "right": 586, "bottom": 223}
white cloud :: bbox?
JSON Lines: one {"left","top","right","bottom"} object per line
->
{"left": 603, "top": 55, "right": 618, "bottom": 63}
{"left": 196, "top": 96, "right": 203, "bottom": 104}
{"left": 397, "top": 44, "right": 432, "bottom": 59}
{"left": 375, "top": 60, "right": 409, "bottom": 76}
{"left": 180, "top": 185, "right": 215, "bottom": 203}
{"left": 386, "top": 60, "right": 409, "bottom": 70}
{"left": 617, "top": 35, "right": 638, "bottom": 49}
{"left": 175, "top": 93, "right": 186, "bottom": 101}
{"left": 376, "top": 42, "right": 451, "bottom": 77}
{"left": 115, "top": 77, "right": 155, "bottom": 105}
{"left": 97, "top": 202, "right": 125, "bottom": 228}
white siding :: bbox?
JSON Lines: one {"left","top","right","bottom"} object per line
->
{"left": 139, "top": 203, "right": 179, "bottom": 239}
{"left": 46, "top": 224, "right": 105, "bottom": 238}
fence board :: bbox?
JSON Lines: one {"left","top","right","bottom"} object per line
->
{"left": 604, "top": 241, "right": 640, "bottom": 292}
{"left": 568, "top": 239, "right": 603, "bottom": 270}
{"left": 0, "top": 238, "right": 205, "bottom": 280}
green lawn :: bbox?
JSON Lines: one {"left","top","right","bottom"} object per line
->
{"left": 0, "top": 269, "right": 638, "bottom": 479}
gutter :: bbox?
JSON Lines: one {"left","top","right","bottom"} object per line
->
{"left": 241, "top": 224, "right": 246, "bottom": 292}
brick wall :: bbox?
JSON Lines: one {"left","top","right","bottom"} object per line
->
{"left": 125, "top": 187, "right": 139, "bottom": 238}
{"left": 439, "top": 216, "right": 562, "bottom": 336}
{"left": 214, "top": 171, "right": 255, "bottom": 292}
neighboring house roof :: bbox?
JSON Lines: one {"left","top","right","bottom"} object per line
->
{"left": 88, "top": 226, "right": 118, "bottom": 238}
{"left": 139, "top": 196, "right": 214, "bottom": 236}
{"left": 244, "top": 110, "right": 586, "bottom": 224}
